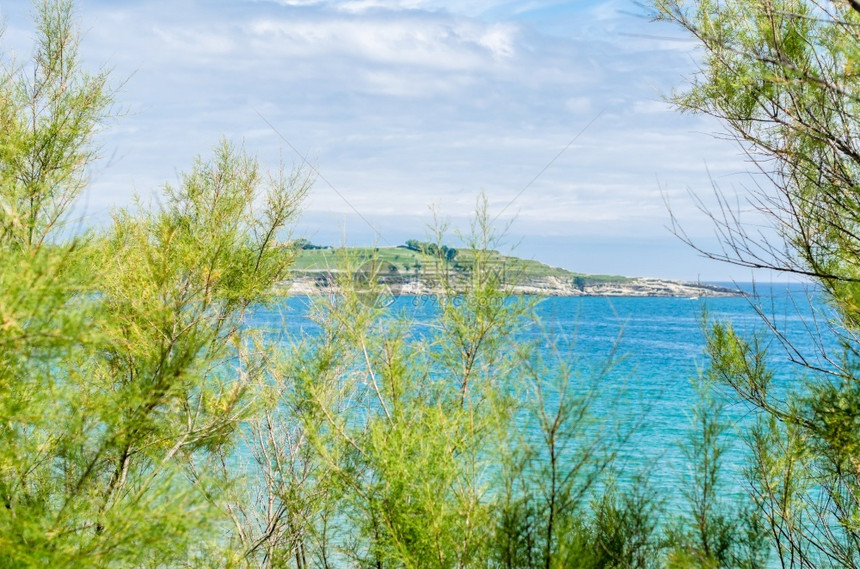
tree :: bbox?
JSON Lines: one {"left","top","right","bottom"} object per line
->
{"left": 0, "top": 0, "right": 112, "bottom": 247}
{"left": 0, "top": 3, "right": 311, "bottom": 565}
{"left": 655, "top": 0, "right": 860, "bottom": 565}
{"left": 402, "top": 238, "right": 457, "bottom": 261}
{"left": 656, "top": 0, "right": 860, "bottom": 295}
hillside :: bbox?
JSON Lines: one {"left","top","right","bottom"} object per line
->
{"left": 285, "top": 245, "right": 740, "bottom": 298}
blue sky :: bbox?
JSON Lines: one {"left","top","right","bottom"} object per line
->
{"left": 2, "top": 0, "right": 774, "bottom": 281}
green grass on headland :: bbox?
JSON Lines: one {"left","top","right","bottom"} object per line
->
{"left": 290, "top": 245, "right": 635, "bottom": 286}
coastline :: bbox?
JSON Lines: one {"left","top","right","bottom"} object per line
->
{"left": 283, "top": 274, "right": 742, "bottom": 298}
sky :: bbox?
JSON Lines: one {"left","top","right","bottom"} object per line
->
{"left": 0, "top": 0, "right": 779, "bottom": 281}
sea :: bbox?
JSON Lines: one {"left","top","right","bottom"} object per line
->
{"left": 250, "top": 282, "right": 842, "bottom": 510}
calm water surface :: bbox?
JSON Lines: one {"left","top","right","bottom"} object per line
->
{"left": 249, "top": 282, "right": 840, "bottom": 502}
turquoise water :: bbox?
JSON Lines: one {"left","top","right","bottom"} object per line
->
{"left": 250, "top": 282, "right": 839, "bottom": 502}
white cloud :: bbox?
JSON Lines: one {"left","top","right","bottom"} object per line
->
{"left": 244, "top": 16, "right": 516, "bottom": 69}
{"left": 0, "top": 0, "right": 754, "bottom": 278}
{"left": 476, "top": 22, "right": 517, "bottom": 58}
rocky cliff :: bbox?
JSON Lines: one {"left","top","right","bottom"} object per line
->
{"left": 285, "top": 272, "right": 741, "bottom": 298}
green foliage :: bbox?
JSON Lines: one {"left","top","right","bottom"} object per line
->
{"left": 291, "top": 238, "right": 329, "bottom": 250}
{"left": 665, "top": 376, "right": 769, "bottom": 568}
{"left": 0, "top": 137, "right": 309, "bottom": 565}
{"left": 286, "top": 207, "right": 532, "bottom": 567}
{"left": 0, "top": 0, "right": 112, "bottom": 248}
{"left": 0, "top": 4, "right": 311, "bottom": 564}
{"left": 403, "top": 239, "right": 457, "bottom": 261}
{"left": 655, "top": 0, "right": 860, "bottom": 290}
{"left": 491, "top": 471, "right": 664, "bottom": 569}
{"left": 657, "top": 0, "right": 860, "bottom": 566}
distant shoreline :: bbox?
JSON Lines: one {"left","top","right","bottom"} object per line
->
{"left": 283, "top": 274, "right": 742, "bottom": 298}
{"left": 286, "top": 245, "right": 744, "bottom": 298}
